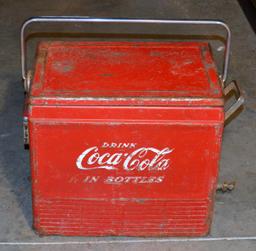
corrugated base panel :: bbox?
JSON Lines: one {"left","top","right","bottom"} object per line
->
{"left": 33, "top": 198, "right": 211, "bottom": 236}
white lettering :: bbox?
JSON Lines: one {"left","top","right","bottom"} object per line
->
{"left": 76, "top": 144, "right": 173, "bottom": 172}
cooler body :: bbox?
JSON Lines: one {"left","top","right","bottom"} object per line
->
{"left": 29, "top": 105, "right": 223, "bottom": 236}
{"left": 27, "top": 41, "right": 225, "bottom": 236}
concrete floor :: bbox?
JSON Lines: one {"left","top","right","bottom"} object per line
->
{"left": 0, "top": 0, "right": 255, "bottom": 250}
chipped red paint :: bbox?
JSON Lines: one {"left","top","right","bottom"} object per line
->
{"left": 27, "top": 41, "right": 224, "bottom": 237}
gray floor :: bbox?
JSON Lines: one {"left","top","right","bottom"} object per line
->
{"left": 0, "top": 0, "right": 256, "bottom": 250}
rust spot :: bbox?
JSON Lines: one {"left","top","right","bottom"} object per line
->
{"left": 99, "top": 73, "right": 113, "bottom": 77}
{"left": 150, "top": 51, "right": 162, "bottom": 57}
{"left": 110, "top": 51, "right": 127, "bottom": 57}
{"left": 37, "top": 48, "right": 47, "bottom": 64}
{"left": 52, "top": 61, "right": 74, "bottom": 73}
{"left": 135, "top": 198, "right": 146, "bottom": 204}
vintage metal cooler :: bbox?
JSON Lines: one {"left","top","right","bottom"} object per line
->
{"left": 21, "top": 17, "right": 244, "bottom": 236}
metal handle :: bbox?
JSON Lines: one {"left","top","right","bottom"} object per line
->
{"left": 224, "top": 80, "right": 244, "bottom": 122}
{"left": 20, "top": 16, "right": 231, "bottom": 86}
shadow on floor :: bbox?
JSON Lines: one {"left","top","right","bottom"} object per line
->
{"left": 0, "top": 74, "right": 32, "bottom": 227}
{"left": 237, "top": 0, "right": 256, "bottom": 33}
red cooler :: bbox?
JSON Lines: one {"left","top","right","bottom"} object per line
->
{"left": 21, "top": 17, "right": 244, "bottom": 236}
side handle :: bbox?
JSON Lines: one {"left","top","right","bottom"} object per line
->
{"left": 224, "top": 81, "right": 244, "bottom": 122}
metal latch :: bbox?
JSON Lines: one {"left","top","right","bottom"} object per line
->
{"left": 23, "top": 116, "right": 29, "bottom": 146}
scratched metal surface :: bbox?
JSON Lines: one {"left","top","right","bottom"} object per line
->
{"left": 31, "top": 41, "right": 222, "bottom": 98}
{"left": 0, "top": 0, "right": 255, "bottom": 250}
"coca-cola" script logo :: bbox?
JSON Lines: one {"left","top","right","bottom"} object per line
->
{"left": 76, "top": 142, "right": 173, "bottom": 172}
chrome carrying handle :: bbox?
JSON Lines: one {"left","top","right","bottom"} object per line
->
{"left": 223, "top": 80, "right": 244, "bottom": 122}
{"left": 20, "top": 16, "right": 231, "bottom": 85}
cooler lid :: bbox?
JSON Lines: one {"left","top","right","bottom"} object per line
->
{"left": 30, "top": 41, "right": 224, "bottom": 106}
